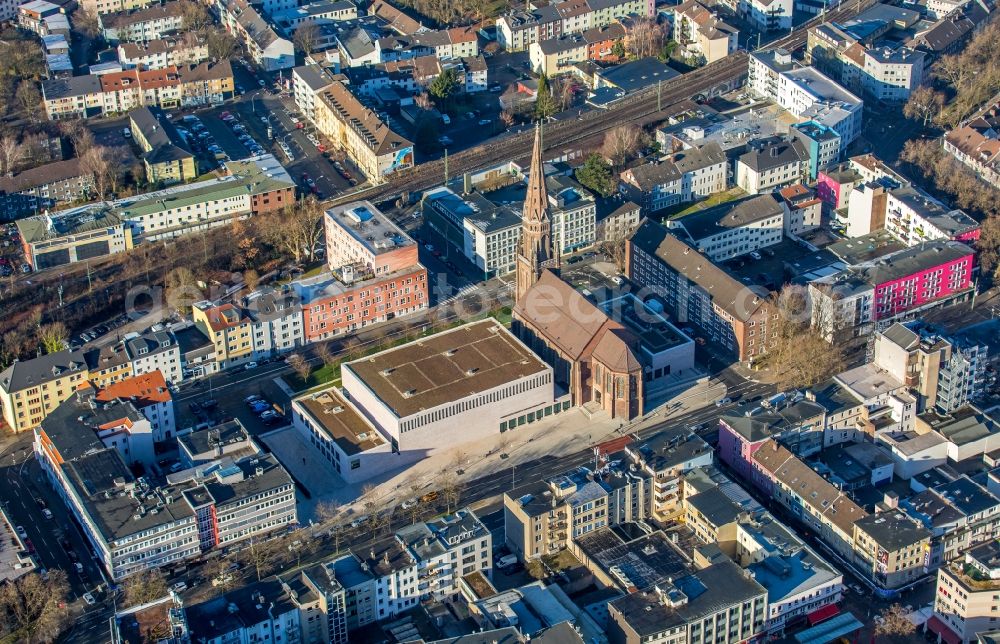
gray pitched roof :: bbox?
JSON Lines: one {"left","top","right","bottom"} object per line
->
{"left": 0, "top": 349, "right": 88, "bottom": 393}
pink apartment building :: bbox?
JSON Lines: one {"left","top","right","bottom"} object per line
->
{"left": 809, "top": 240, "right": 975, "bottom": 339}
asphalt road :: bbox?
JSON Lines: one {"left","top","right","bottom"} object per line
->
{"left": 0, "top": 434, "right": 116, "bottom": 642}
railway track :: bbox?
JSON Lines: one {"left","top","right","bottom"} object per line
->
{"left": 323, "top": 0, "right": 877, "bottom": 209}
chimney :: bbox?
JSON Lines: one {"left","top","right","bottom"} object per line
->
{"left": 463, "top": 172, "right": 472, "bottom": 195}
{"left": 883, "top": 490, "right": 899, "bottom": 509}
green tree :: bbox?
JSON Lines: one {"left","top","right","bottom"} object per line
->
{"left": 611, "top": 40, "right": 626, "bottom": 59}
{"left": 428, "top": 68, "right": 459, "bottom": 104}
{"left": 575, "top": 154, "right": 616, "bottom": 197}
{"left": 535, "top": 73, "right": 557, "bottom": 119}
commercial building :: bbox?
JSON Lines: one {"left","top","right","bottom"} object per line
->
{"left": 790, "top": 121, "right": 842, "bottom": 179}
{"left": 618, "top": 141, "right": 727, "bottom": 213}
{"left": 736, "top": 137, "right": 810, "bottom": 194}
{"left": 313, "top": 82, "right": 413, "bottom": 183}
{"left": 751, "top": 440, "right": 869, "bottom": 561}
{"left": 504, "top": 463, "right": 651, "bottom": 559}
{"left": 662, "top": 194, "right": 785, "bottom": 261}
{"left": 343, "top": 319, "right": 556, "bottom": 454}
{"left": 330, "top": 509, "right": 492, "bottom": 627}
{"left": 129, "top": 106, "right": 196, "bottom": 185}
{"left": 808, "top": 240, "right": 975, "bottom": 340}
{"left": 738, "top": 512, "right": 844, "bottom": 634}
{"left": 671, "top": 0, "right": 739, "bottom": 64}
{"left": 873, "top": 322, "right": 989, "bottom": 413}
{"left": 625, "top": 428, "right": 713, "bottom": 521}
{"left": 34, "top": 419, "right": 295, "bottom": 580}
{"left": 807, "top": 22, "right": 925, "bottom": 102}
{"left": 607, "top": 558, "right": 768, "bottom": 644}
{"left": 932, "top": 541, "right": 1000, "bottom": 644}
{"left": 852, "top": 511, "right": 932, "bottom": 591}
{"left": 627, "top": 220, "right": 777, "bottom": 363}
{"left": 718, "top": 399, "right": 829, "bottom": 481}
{"left": 749, "top": 50, "right": 864, "bottom": 149}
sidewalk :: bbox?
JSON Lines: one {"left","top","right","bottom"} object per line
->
{"left": 319, "top": 376, "right": 724, "bottom": 520}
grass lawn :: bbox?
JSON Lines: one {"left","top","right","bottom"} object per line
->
{"left": 659, "top": 187, "right": 748, "bottom": 220}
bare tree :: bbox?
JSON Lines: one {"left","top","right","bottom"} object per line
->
{"left": 314, "top": 499, "right": 342, "bottom": 528}
{"left": 36, "top": 322, "right": 67, "bottom": 354}
{"left": 0, "top": 569, "right": 71, "bottom": 642}
{"left": 179, "top": 0, "right": 211, "bottom": 32}
{"left": 602, "top": 124, "right": 643, "bottom": 168}
{"left": 243, "top": 269, "right": 261, "bottom": 291}
{"left": 766, "top": 286, "right": 845, "bottom": 389}
{"left": 439, "top": 472, "right": 463, "bottom": 514}
{"left": 293, "top": 21, "right": 320, "bottom": 55}
{"left": 164, "top": 267, "right": 202, "bottom": 314}
{"left": 0, "top": 135, "right": 25, "bottom": 177}
{"left": 205, "top": 556, "right": 237, "bottom": 593}
{"left": 80, "top": 145, "right": 111, "bottom": 199}
{"left": 286, "top": 353, "right": 310, "bottom": 381}
{"left": 122, "top": 568, "right": 169, "bottom": 607}
{"left": 874, "top": 604, "right": 916, "bottom": 641}
{"left": 414, "top": 92, "right": 434, "bottom": 111}
{"left": 260, "top": 198, "right": 324, "bottom": 263}
{"left": 204, "top": 27, "right": 237, "bottom": 61}
{"left": 73, "top": 7, "right": 101, "bottom": 37}
{"left": 15, "top": 82, "right": 41, "bottom": 121}
{"left": 903, "top": 86, "right": 945, "bottom": 127}
{"left": 499, "top": 108, "right": 515, "bottom": 128}
{"left": 625, "top": 18, "right": 665, "bottom": 59}
{"left": 315, "top": 341, "right": 336, "bottom": 367}
{"left": 245, "top": 537, "right": 281, "bottom": 581}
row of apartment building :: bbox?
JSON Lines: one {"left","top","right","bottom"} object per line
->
{"left": 291, "top": 67, "right": 414, "bottom": 183}
{"left": 41, "top": 60, "right": 235, "bottom": 120}
{"left": 112, "top": 506, "right": 491, "bottom": 643}
{"left": 496, "top": 0, "right": 652, "bottom": 51}
{"left": 501, "top": 426, "right": 846, "bottom": 639}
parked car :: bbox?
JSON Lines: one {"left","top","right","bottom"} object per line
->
{"left": 172, "top": 581, "right": 188, "bottom": 593}
{"left": 715, "top": 397, "right": 733, "bottom": 407}
{"left": 42, "top": 509, "right": 53, "bottom": 520}
{"left": 74, "top": 562, "right": 84, "bottom": 574}
{"left": 749, "top": 251, "right": 762, "bottom": 260}
{"left": 244, "top": 394, "right": 263, "bottom": 404}
{"left": 83, "top": 592, "right": 96, "bottom": 605}
{"left": 349, "top": 516, "right": 369, "bottom": 529}
{"left": 244, "top": 361, "right": 258, "bottom": 370}
{"left": 401, "top": 498, "right": 418, "bottom": 510}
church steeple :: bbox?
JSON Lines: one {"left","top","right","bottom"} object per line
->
{"left": 515, "top": 123, "right": 557, "bottom": 303}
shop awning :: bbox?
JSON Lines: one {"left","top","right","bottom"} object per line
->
{"left": 927, "top": 615, "right": 961, "bottom": 644}
{"left": 795, "top": 613, "right": 865, "bottom": 644}
{"left": 807, "top": 603, "right": 840, "bottom": 626}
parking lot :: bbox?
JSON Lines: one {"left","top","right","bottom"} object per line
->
{"left": 0, "top": 223, "right": 27, "bottom": 277}
{"left": 721, "top": 237, "right": 821, "bottom": 291}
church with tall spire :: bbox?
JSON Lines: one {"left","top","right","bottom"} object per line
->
{"left": 515, "top": 123, "right": 558, "bottom": 303}
{"left": 512, "top": 122, "right": 645, "bottom": 421}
